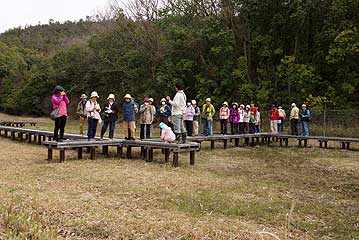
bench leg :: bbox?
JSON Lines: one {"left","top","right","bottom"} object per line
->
{"left": 235, "top": 138, "right": 239, "bottom": 147}
{"left": 127, "top": 147, "right": 132, "bottom": 159}
{"left": 11, "top": 132, "right": 15, "bottom": 140}
{"left": 267, "top": 137, "right": 271, "bottom": 146}
{"left": 223, "top": 139, "right": 227, "bottom": 149}
{"left": 279, "top": 138, "right": 283, "bottom": 147}
{"left": 304, "top": 139, "right": 308, "bottom": 147}
{"left": 298, "top": 139, "right": 302, "bottom": 147}
{"left": 211, "top": 140, "right": 215, "bottom": 149}
{"left": 117, "top": 146, "right": 123, "bottom": 158}
{"left": 172, "top": 152, "right": 179, "bottom": 167}
{"left": 190, "top": 151, "right": 195, "bottom": 165}
{"left": 164, "top": 149, "right": 170, "bottom": 163}
{"left": 59, "top": 149, "right": 65, "bottom": 163}
{"left": 245, "top": 138, "right": 249, "bottom": 146}
{"left": 102, "top": 146, "right": 109, "bottom": 157}
{"left": 149, "top": 148, "right": 153, "bottom": 162}
{"left": 346, "top": 142, "right": 350, "bottom": 149}
{"left": 140, "top": 146, "right": 145, "bottom": 159}
{"left": 340, "top": 142, "right": 345, "bottom": 149}
{"left": 90, "top": 147, "right": 96, "bottom": 160}
{"left": 37, "top": 135, "right": 42, "bottom": 145}
{"left": 319, "top": 140, "right": 323, "bottom": 148}
{"left": 324, "top": 141, "right": 328, "bottom": 148}
{"left": 48, "top": 148, "right": 53, "bottom": 161}
{"left": 78, "top": 148, "right": 83, "bottom": 159}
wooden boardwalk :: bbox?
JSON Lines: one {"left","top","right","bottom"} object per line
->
{"left": 0, "top": 121, "right": 37, "bottom": 127}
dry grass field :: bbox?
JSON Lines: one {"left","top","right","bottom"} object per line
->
{"left": 0, "top": 114, "right": 358, "bottom": 239}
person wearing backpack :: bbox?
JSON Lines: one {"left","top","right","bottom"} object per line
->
{"left": 202, "top": 98, "right": 216, "bottom": 136}
{"left": 76, "top": 94, "right": 87, "bottom": 135}
{"left": 100, "top": 94, "right": 119, "bottom": 140}
{"left": 300, "top": 104, "right": 311, "bottom": 136}
{"left": 219, "top": 101, "right": 230, "bottom": 135}
{"left": 192, "top": 100, "right": 201, "bottom": 136}
{"left": 270, "top": 104, "right": 279, "bottom": 134}
{"left": 229, "top": 103, "right": 240, "bottom": 135}
{"left": 86, "top": 91, "right": 101, "bottom": 140}
{"left": 290, "top": 103, "right": 299, "bottom": 135}
{"left": 278, "top": 106, "right": 286, "bottom": 133}
{"left": 123, "top": 94, "right": 138, "bottom": 140}
{"left": 183, "top": 102, "right": 195, "bottom": 136}
{"left": 51, "top": 85, "right": 70, "bottom": 142}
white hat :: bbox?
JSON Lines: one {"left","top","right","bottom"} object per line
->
{"left": 107, "top": 94, "right": 115, "bottom": 100}
{"left": 291, "top": 103, "right": 296, "bottom": 107}
{"left": 205, "top": 98, "right": 211, "bottom": 102}
{"left": 240, "top": 104, "right": 245, "bottom": 108}
{"left": 223, "top": 101, "right": 228, "bottom": 106}
{"left": 278, "top": 106, "right": 282, "bottom": 109}
{"left": 161, "top": 98, "right": 166, "bottom": 102}
{"left": 124, "top": 94, "right": 132, "bottom": 99}
{"left": 191, "top": 100, "right": 197, "bottom": 105}
{"left": 149, "top": 98, "right": 154, "bottom": 103}
{"left": 246, "top": 105, "right": 250, "bottom": 109}
{"left": 90, "top": 91, "right": 99, "bottom": 98}
{"left": 80, "top": 94, "right": 87, "bottom": 99}
{"left": 302, "top": 104, "right": 307, "bottom": 107}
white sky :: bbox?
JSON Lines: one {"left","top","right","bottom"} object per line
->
{"left": 0, "top": 0, "right": 116, "bottom": 33}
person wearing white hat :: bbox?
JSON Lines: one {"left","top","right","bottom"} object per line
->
{"left": 139, "top": 98, "right": 156, "bottom": 139}
{"left": 123, "top": 94, "right": 137, "bottom": 140}
{"left": 158, "top": 98, "right": 171, "bottom": 135}
{"left": 76, "top": 94, "right": 88, "bottom": 135}
{"left": 184, "top": 102, "right": 195, "bottom": 136}
{"left": 85, "top": 91, "right": 101, "bottom": 140}
{"left": 242, "top": 105, "right": 251, "bottom": 134}
{"left": 229, "top": 103, "right": 240, "bottom": 135}
{"left": 290, "top": 103, "right": 299, "bottom": 135}
{"left": 300, "top": 104, "right": 311, "bottom": 136}
{"left": 219, "top": 101, "right": 230, "bottom": 135}
{"left": 191, "top": 100, "right": 201, "bottom": 136}
{"left": 100, "top": 94, "right": 119, "bottom": 140}
{"left": 201, "top": 98, "right": 216, "bottom": 136}
{"left": 277, "top": 106, "right": 287, "bottom": 133}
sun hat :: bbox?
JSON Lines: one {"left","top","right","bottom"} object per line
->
{"left": 240, "top": 104, "right": 245, "bottom": 108}
{"left": 223, "top": 101, "right": 228, "bottom": 106}
{"left": 291, "top": 103, "right": 296, "bottom": 107}
{"left": 191, "top": 100, "right": 197, "bottom": 105}
{"left": 205, "top": 98, "right": 211, "bottom": 102}
{"left": 80, "top": 94, "right": 87, "bottom": 99}
{"left": 161, "top": 98, "right": 166, "bottom": 102}
{"left": 159, "top": 122, "right": 168, "bottom": 129}
{"left": 246, "top": 105, "right": 250, "bottom": 109}
{"left": 149, "top": 98, "right": 154, "bottom": 103}
{"left": 232, "top": 102, "right": 238, "bottom": 107}
{"left": 90, "top": 91, "right": 99, "bottom": 98}
{"left": 124, "top": 94, "right": 132, "bottom": 99}
{"left": 278, "top": 106, "right": 282, "bottom": 109}
{"left": 107, "top": 94, "right": 115, "bottom": 100}
{"left": 302, "top": 104, "right": 307, "bottom": 107}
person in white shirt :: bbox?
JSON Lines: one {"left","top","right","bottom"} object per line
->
{"left": 86, "top": 91, "right": 101, "bottom": 140}
{"left": 166, "top": 83, "right": 187, "bottom": 143}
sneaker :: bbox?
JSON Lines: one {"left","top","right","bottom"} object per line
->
{"left": 129, "top": 137, "right": 135, "bottom": 141}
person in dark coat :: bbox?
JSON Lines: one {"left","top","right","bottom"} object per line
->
{"left": 100, "top": 94, "right": 119, "bottom": 139}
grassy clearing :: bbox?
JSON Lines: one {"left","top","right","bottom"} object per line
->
{"left": 0, "top": 127, "right": 358, "bottom": 240}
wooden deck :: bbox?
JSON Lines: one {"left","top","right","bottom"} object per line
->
{"left": 0, "top": 121, "right": 37, "bottom": 127}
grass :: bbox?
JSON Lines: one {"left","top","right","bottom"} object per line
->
{"left": 0, "top": 114, "right": 359, "bottom": 239}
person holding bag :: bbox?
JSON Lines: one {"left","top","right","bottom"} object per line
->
{"left": 100, "top": 94, "right": 119, "bottom": 140}
{"left": 86, "top": 91, "right": 101, "bottom": 140}
{"left": 51, "top": 85, "right": 70, "bottom": 142}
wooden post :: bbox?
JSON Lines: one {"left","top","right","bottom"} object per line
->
{"left": 78, "top": 148, "right": 83, "bottom": 159}
{"left": 172, "top": 152, "right": 179, "bottom": 167}
{"left": 324, "top": 141, "right": 328, "bottom": 148}
{"left": 319, "top": 140, "right": 323, "bottom": 148}
{"left": 340, "top": 142, "right": 345, "bottom": 149}
{"left": 37, "top": 135, "right": 42, "bottom": 145}
{"left": 34, "top": 135, "right": 37, "bottom": 142}
{"left": 117, "top": 146, "right": 123, "bottom": 158}
{"left": 90, "top": 147, "right": 96, "bottom": 160}
{"left": 164, "top": 149, "right": 170, "bottom": 163}
{"left": 11, "top": 132, "right": 15, "bottom": 140}
{"left": 285, "top": 138, "right": 289, "bottom": 147}
{"left": 346, "top": 142, "right": 350, "bottom": 149}
{"left": 149, "top": 148, "right": 154, "bottom": 162}
{"left": 102, "top": 146, "right": 109, "bottom": 157}
{"left": 190, "top": 151, "right": 195, "bottom": 165}
{"left": 279, "top": 138, "right": 283, "bottom": 147}
{"left": 235, "top": 138, "right": 239, "bottom": 147}
{"left": 48, "top": 148, "right": 53, "bottom": 161}
{"left": 211, "top": 140, "right": 215, "bottom": 149}
{"left": 304, "top": 139, "right": 308, "bottom": 147}
{"left": 28, "top": 134, "right": 32, "bottom": 143}
{"left": 298, "top": 139, "right": 302, "bottom": 147}
{"left": 223, "top": 139, "right": 227, "bottom": 149}
{"left": 267, "top": 137, "right": 271, "bottom": 146}
{"left": 59, "top": 149, "right": 65, "bottom": 163}
{"left": 127, "top": 147, "right": 132, "bottom": 159}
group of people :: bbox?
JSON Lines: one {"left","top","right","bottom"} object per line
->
{"left": 51, "top": 83, "right": 311, "bottom": 143}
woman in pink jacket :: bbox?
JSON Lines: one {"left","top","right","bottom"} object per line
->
{"left": 51, "top": 86, "right": 70, "bottom": 142}
{"left": 160, "top": 122, "right": 176, "bottom": 143}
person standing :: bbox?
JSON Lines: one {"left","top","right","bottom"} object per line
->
{"left": 100, "top": 94, "right": 119, "bottom": 140}
{"left": 249, "top": 110, "right": 256, "bottom": 134}
{"left": 202, "top": 98, "right": 216, "bottom": 136}
{"left": 192, "top": 100, "right": 201, "bottom": 136}
{"left": 300, "top": 104, "right": 311, "bottom": 136}
{"left": 219, "top": 101, "right": 230, "bottom": 135}
{"left": 76, "top": 94, "right": 87, "bottom": 135}
{"left": 183, "top": 102, "right": 195, "bottom": 136}
{"left": 229, "top": 103, "right": 240, "bottom": 135}
{"left": 52, "top": 86, "right": 70, "bottom": 142}
{"left": 166, "top": 83, "right": 187, "bottom": 143}
{"left": 123, "top": 94, "right": 137, "bottom": 140}
{"left": 290, "top": 103, "right": 299, "bottom": 135}
{"left": 86, "top": 91, "right": 101, "bottom": 140}
{"left": 278, "top": 106, "right": 286, "bottom": 133}
{"left": 238, "top": 104, "right": 245, "bottom": 134}
{"left": 250, "top": 101, "right": 258, "bottom": 116}
{"left": 158, "top": 98, "right": 171, "bottom": 125}
{"left": 254, "top": 107, "right": 261, "bottom": 133}
{"left": 270, "top": 104, "right": 279, "bottom": 133}
{"left": 243, "top": 105, "right": 251, "bottom": 134}
{"left": 139, "top": 98, "right": 155, "bottom": 139}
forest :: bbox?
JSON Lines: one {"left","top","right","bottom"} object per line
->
{"left": 0, "top": 0, "right": 358, "bottom": 116}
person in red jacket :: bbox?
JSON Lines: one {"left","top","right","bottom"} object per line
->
{"left": 270, "top": 104, "right": 279, "bottom": 133}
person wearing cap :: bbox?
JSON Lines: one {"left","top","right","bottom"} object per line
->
{"left": 278, "top": 106, "right": 287, "bottom": 133}
{"left": 166, "top": 83, "right": 187, "bottom": 143}
{"left": 300, "top": 104, "right": 311, "bottom": 136}
{"left": 123, "top": 94, "right": 137, "bottom": 140}
{"left": 100, "top": 94, "right": 119, "bottom": 140}
{"left": 192, "top": 100, "right": 201, "bottom": 136}
{"left": 238, "top": 104, "right": 245, "bottom": 134}
{"left": 229, "top": 103, "right": 240, "bottom": 135}
{"left": 139, "top": 97, "right": 156, "bottom": 139}
{"left": 219, "top": 101, "right": 230, "bottom": 135}
{"left": 270, "top": 104, "right": 279, "bottom": 133}
{"left": 86, "top": 91, "right": 101, "bottom": 140}
{"left": 243, "top": 105, "right": 251, "bottom": 134}
{"left": 76, "top": 94, "right": 88, "bottom": 135}
{"left": 160, "top": 122, "right": 176, "bottom": 143}
{"left": 158, "top": 98, "right": 171, "bottom": 134}
{"left": 202, "top": 98, "right": 216, "bottom": 136}
{"left": 254, "top": 107, "right": 261, "bottom": 133}
{"left": 51, "top": 85, "right": 70, "bottom": 142}
{"left": 250, "top": 101, "right": 258, "bottom": 116}
{"left": 183, "top": 102, "right": 195, "bottom": 136}
{"left": 290, "top": 103, "right": 299, "bottom": 135}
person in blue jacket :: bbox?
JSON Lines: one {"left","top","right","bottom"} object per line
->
{"left": 300, "top": 104, "right": 311, "bottom": 136}
{"left": 123, "top": 94, "right": 138, "bottom": 140}
{"left": 158, "top": 98, "right": 171, "bottom": 134}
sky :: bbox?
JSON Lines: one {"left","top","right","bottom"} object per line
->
{"left": 0, "top": 0, "right": 115, "bottom": 33}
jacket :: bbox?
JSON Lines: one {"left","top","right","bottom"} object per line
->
{"left": 85, "top": 100, "right": 101, "bottom": 120}
{"left": 229, "top": 108, "right": 240, "bottom": 123}
{"left": 219, "top": 107, "right": 230, "bottom": 120}
{"left": 123, "top": 102, "right": 137, "bottom": 121}
{"left": 202, "top": 104, "right": 216, "bottom": 120}
{"left": 255, "top": 111, "right": 261, "bottom": 125}
{"left": 158, "top": 104, "right": 171, "bottom": 117}
{"left": 239, "top": 109, "right": 245, "bottom": 123}
{"left": 290, "top": 107, "right": 299, "bottom": 120}
{"left": 270, "top": 109, "right": 279, "bottom": 121}
{"left": 243, "top": 110, "right": 250, "bottom": 123}
{"left": 183, "top": 105, "right": 195, "bottom": 121}
{"left": 161, "top": 127, "right": 176, "bottom": 143}
{"left": 193, "top": 106, "right": 201, "bottom": 121}
{"left": 52, "top": 94, "right": 70, "bottom": 117}
{"left": 76, "top": 101, "right": 87, "bottom": 118}
{"left": 169, "top": 91, "right": 187, "bottom": 116}
{"left": 300, "top": 109, "right": 311, "bottom": 122}
{"left": 278, "top": 109, "right": 286, "bottom": 119}
{"left": 139, "top": 103, "right": 155, "bottom": 124}
{"left": 102, "top": 102, "right": 119, "bottom": 122}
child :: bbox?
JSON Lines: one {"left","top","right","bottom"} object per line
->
{"left": 219, "top": 101, "right": 230, "bottom": 135}
{"left": 183, "top": 102, "right": 195, "bottom": 136}
{"left": 160, "top": 122, "right": 176, "bottom": 143}
{"left": 229, "top": 103, "right": 240, "bottom": 135}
